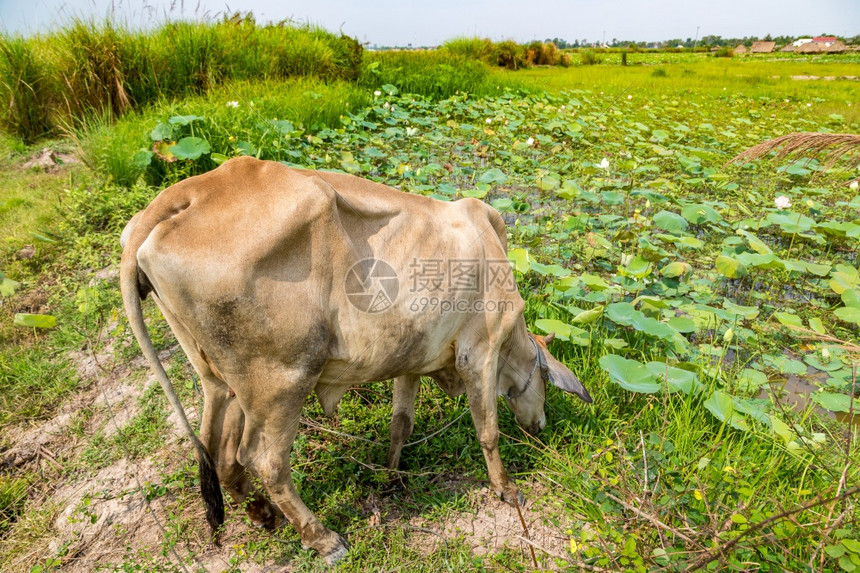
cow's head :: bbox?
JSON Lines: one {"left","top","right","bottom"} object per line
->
{"left": 499, "top": 332, "right": 592, "bottom": 434}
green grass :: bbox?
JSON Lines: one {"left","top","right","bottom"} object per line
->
{"left": 0, "top": 346, "right": 78, "bottom": 426}
{"left": 514, "top": 52, "right": 860, "bottom": 122}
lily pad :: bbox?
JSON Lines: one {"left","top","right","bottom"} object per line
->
{"left": 169, "top": 137, "right": 211, "bottom": 160}
{"left": 599, "top": 355, "right": 661, "bottom": 394}
{"left": 646, "top": 362, "right": 702, "bottom": 394}
{"left": 704, "top": 390, "right": 748, "bottom": 431}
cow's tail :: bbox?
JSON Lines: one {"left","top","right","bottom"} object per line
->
{"left": 120, "top": 212, "right": 225, "bottom": 538}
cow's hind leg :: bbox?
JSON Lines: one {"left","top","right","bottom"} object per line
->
{"left": 236, "top": 365, "right": 349, "bottom": 565}
{"left": 158, "top": 304, "right": 284, "bottom": 529}
{"left": 386, "top": 374, "right": 420, "bottom": 469}
{"left": 199, "top": 382, "right": 285, "bottom": 529}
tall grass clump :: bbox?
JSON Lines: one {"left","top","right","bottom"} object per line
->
{"left": 361, "top": 50, "right": 508, "bottom": 98}
{"left": 68, "top": 109, "right": 149, "bottom": 187}
{"left": 155, "top": 22, "right": 225, "bottom": 96}
{"left": 0, "top": 16, "right": 365, "bottom": 141}
{"left": 496, "top": 40, "right": 528, "bottom": 70}
{"left": 54, "top": 20, "right": 142, "bottom": 121}
{"left": 579, "top": 49, "right": 602, "bottom": 65}
{"left": 526, "top": 41, "right": 560, "bottom": 65}
{"left": 442, "top": 37, "right": 497, "bottom": 63}
{"left": 0, "top": 36, "right": 54, "bottom": 142}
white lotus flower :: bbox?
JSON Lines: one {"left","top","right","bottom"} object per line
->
{"left": 774, "top": 195, "right": 792, "bottom": 209}
{"left": 598, "top": 158, "right": 610, "bottom": 170}
{"left": 374, "top": 90, "right": 381, "bottom": 96}
{"left": 406, "top": 127, "right": 418, "bottom": 136}
{"left": 627, "top": 94, "right": 633, "bottom": 100}
{"left": 485, "top": 118, "right": 492, "bottom": 124}
{"left": 850, "top": 180, "right": 859, "bottom": 190}
{"left": 807, "top": 103, "right": 812, "bottom": 107}
{"left": 383, "top": 102, "right": 390, "bottom": 109}
{"left": 227, "top": 101, "right": 239, "bottom": 108}
{"left": 526, "top": 137, "right": 534, "bottom": 146}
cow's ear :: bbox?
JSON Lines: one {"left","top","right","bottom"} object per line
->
{"left": 543, "top": 352, "right": 592, "bottom": 403}
{"left": 542, "top": 332, "right": 555, "bottom": 345}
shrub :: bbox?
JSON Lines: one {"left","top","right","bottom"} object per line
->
{"left": 714, "top": 46, "right": 734, "bottom": 58}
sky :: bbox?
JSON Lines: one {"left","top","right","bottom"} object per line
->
{"left": 0, "top": 0, "right": 857, "bottom": 46}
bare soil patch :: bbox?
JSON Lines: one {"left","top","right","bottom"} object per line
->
{"left": 21, "top": 148, "right": 79, "bottom": 172}
{"left": 406, "top": 483, "right": 570, "bottom": 563}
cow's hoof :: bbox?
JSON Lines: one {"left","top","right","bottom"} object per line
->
{"left": 320, "top": 533, "right": 350, "bottom": 566}
{"left": 500, "top": 485, "right": 526, "bottom": 508}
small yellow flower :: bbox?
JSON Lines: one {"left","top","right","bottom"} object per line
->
{"left": 694, "top": 489, "right": 703, "bottom": 500}
{"left": 570, "top": 539, "right": 579, "bottom": 553}
{"left": 724, "top": 465, "right": 736, "bottom": 474}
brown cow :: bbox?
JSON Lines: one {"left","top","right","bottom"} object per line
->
{"left": 120, "top": 157, "right": 591, "bottom": 564}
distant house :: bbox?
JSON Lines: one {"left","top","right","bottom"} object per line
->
{"left": 813, "top": 36, "right": 838, "bottom": 44}
{"left": 792, "top": 38, "right": 813, "bottom": 47}
{"left": 750, "top": 41, "right": 776, "bottom": 53}
{"left": 780, "top": 44, "right": 795, "bottom": 52}
{"left": 734, "top": 44, "right": 748, "bottom": 54}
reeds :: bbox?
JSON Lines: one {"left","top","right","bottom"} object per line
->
{"left": 0, "top": 36, "right": 54, "bottom": 143}
{"left": 728, "top": 132, "right": 860, "bottom": 173}
{"left": 0, "top": 17, "right": 364, "bottom": 141}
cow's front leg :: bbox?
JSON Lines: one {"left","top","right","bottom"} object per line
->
{"left": 237, "top": 374, "right": 349, "bottom": 565}
{"left": 386, "top": 374, "right": 420, "bottom": 469}
{"left": 457, "top": 345, "right": 524, "bottom": 507}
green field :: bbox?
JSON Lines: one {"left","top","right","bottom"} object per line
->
{"left": 0, "top": 22, "right": 859, "bottom": 573}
